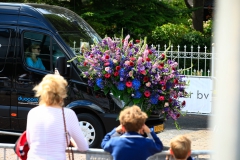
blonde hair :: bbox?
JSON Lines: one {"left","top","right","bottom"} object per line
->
{"left": 33, "top": 74, "right": 68, "bottom": 106}
{"left": 119, "top": 105, "right": 148, "bottom": 132}
{"left": 170, "top": 135, "right": 191, "bottom": 159}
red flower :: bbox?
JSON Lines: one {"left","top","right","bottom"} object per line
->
{"left": 129, "top": 43, "right": 133, "bottom": 47}
{"left": 90, "top": 54, "right": 94, "bottom": 58}
{"left": 114, "top": 71, "right": 119, "bottom": 76}
{"left": 144, "top": 91, "right": 151, "bottom": 97}
{"left": 174, "top": 95, "right": 178, "bottom": 99}
{"left": 143, "top": 76, "right": 149, "bottom": 82}
{"left": 169, "top": 98, "right": 172, "bottom": 103}
{"left": 146, "top": 57, "right": 151, "bottom": 62}
{"left": 158, "top": 63, "right": 164, "bottom": 69}
{"left": 161, "top": 53, "right": 165, "bottom": 59}
{"left": 182, "top": 100, "right": 186, "bottom": 106}
{"left": 158, "top": 96, "right": 165, "bottom": 101}
{"left": 148, "top": 49, "right": 152, "bottom": 54}
{"left": 105, "top": 55, "right": 110, "bottom": 59}
{"left": 162, "top": 85, "right": 166, "bottom": 91}
{"left": 140, "top": 70, "right": 147, "bottom": 75}
{"left": 176, "top": 114, "right": 180, "bottom": 118}
{"left": 129, "top": 61, "right": 134, "bottom": 66}
{"left": 83, "top": 61, "right": 88, "bottom": 66}
{"left": 174, "top": 79, "right": 178, "bottom": 84}
{"left": 126, "top": 81, "right": 132, "bottom": 88}
{"left": 104, "top": 73, "right": 111, "bottom": 78}
{"left": 115, "top": 66, "right": 121, "bottom": 71}
{"left": 135, "top": 40, "right": 140, "bottom": 43}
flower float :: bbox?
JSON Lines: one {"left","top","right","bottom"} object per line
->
{"left": 73, "top": 33, "right": 189, "bottom": 126}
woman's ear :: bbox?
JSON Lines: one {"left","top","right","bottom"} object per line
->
{"left": 187, "top": 150, "right": 191, "bottom": 156}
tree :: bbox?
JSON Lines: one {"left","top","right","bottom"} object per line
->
{"left": 184, "top": 0, "right": 205, "bottom": 32}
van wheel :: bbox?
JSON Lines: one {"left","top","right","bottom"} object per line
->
{"left": 77, "top": 113, "right": 104, "bottom": 148}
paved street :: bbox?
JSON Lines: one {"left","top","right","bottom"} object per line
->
{"left": 157, "top": 114, "right": 211, "bottom": 159}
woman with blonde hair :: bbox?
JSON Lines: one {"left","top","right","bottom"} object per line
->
{"left": 26, "top": 74, "right": 89, "bottom": 159}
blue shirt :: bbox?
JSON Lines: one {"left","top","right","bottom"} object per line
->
{"left": 26, "top": 57, "right": 45, "bottom": 70}
{"left": 101, "top": 128, "right": 163, "bottom": 160}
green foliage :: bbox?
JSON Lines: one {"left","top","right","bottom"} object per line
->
{"left": 151, "top": 21, "right": 212, "bottom": 52}
{"left": 151, "top": 23, "right": 190, "bottom": 46}
{"left": 6, "top": 0, "right": 212, "bottom": 51}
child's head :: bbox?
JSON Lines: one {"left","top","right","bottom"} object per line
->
{"left": 119, "top": 105, "right": 148, "bottom": 132}
{"left": 170, "top": 135, "right": 191, "bottom": 160}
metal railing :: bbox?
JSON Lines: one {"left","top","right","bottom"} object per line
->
{"left": 0, "top": 143, "right": 211, "bottom": 160}
{"left": 154, "top": 44, "right": 213, "bottom": 77}
{"left": 0, "top": 131, "right": 211, "bottom": 160}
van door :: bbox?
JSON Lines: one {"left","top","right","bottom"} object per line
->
{"left": 12, "top": 30, "right": 68, "bottom": 130}
{"left": 0, "top": 28, "right": 15, "bottom": 130}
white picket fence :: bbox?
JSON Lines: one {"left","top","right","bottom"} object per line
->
{"left": 154, "top": 44, "right": 213, "bottom": 77}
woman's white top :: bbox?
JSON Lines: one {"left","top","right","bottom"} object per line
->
{"left": 26, "top": 106, "right": 89, "bottom": 160}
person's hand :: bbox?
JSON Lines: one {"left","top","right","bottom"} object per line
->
{"left": 116, "top": 124, "right": 125, "bottom": 134}
{"left": 139, "top": 124, "right": 151, "bottom": 134}
{"left": 69, "top": 138, "right": 77, "bottom": 147}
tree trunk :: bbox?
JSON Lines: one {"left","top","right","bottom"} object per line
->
{"left": 192, "top": 0, "right": 204, "bottom": 32}
{"left": 184, "top": 0, "right": 205, "bottom": 33}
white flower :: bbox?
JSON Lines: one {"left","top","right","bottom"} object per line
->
{"left": 105, "top": 67, "right": 110, "bottom": 72}
{"left": 146, "top": 82, "right": 151, "bottom": 87}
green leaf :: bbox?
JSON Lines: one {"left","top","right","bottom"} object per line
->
{"left": 133, "top": 98, "right": 141, "bottom": 104}
{"left": 94, "top": 85, "right": 100, "bottom": 91}
{"left": 122, "top": 94, "right": 130, "bottom": 104}
{"left": 103, "top": 87, "right": 110, "bottom": 95}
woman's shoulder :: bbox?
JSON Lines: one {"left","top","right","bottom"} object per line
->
{"left": 64, "top": 107, "right": 75, "bottom": 114}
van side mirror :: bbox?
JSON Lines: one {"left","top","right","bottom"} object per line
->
{"left": 55, "top": 57, "right": 68, "bottom": 75}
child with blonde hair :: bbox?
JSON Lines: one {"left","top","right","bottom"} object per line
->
{"left": 166, "top": 135, "right": 193, "bottom": 160}
{"left": 101, "top": 105, "right": 163, "bottom": 160}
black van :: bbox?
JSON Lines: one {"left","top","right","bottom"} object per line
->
{"left": 0, "top": 3, "right": 164, "bottom": 148}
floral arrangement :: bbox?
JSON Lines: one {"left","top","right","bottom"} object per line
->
{"left": 74, "top": 33, "right": 189, "bottom": 124}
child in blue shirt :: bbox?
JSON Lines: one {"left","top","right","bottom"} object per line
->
{"left": 101, "top": 105, "right": 163, "bottom": 160}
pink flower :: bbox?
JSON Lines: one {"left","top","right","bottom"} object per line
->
{"left": 145, "top": 82, "right": 151, "bottom": 87}
{"left": 129, "top": 71, "right": 133, "bottom": 77}
{"left": 140, "top": 70, "right": 147, "bottom": 75}
{"left": 158, "top": 96, "right": 165, "bottom": 101}
{"left": 124, "top": 61, "right": 130, "bottom": 66}
{"left": 104, "top": 73, "right": 111, "bottom": 78}
{"left": 114, "top": 71, "right": 119, "bottom": 76}
{"left": 137, "top": 57, "right": 143, "bottom": 65}
{"left": 144, "top": 91, "right": 151, "bottom": 97}
{"left": 126, "top": 81, "right": 132, "bottom": 88}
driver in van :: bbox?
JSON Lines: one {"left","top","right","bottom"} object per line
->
{"left": 25, "top": 44, "right": 46, "bottom": 70}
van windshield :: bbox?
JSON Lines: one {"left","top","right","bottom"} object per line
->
{"left": 30, "top": 4, "right": 102, "bottom": 55}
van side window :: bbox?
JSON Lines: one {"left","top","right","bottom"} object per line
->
{"left": 52, "top": 39, "right": 65, "bottom": 68}
{"left": 0, "top": 28, "right": 15, "bottom": 81}
{"left": 23, "top": 32, "right": 50, "bottom": 71}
